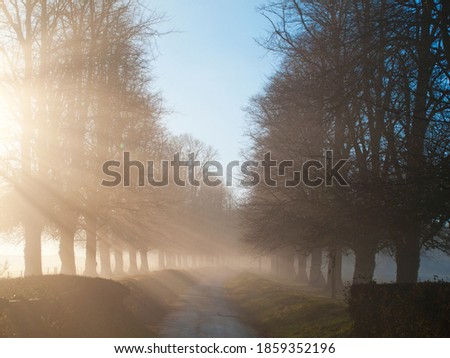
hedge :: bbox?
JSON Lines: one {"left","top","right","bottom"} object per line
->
{"left": 347, "top": 282, "right": 450, "bottom": 337}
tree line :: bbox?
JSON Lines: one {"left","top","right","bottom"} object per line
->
{"left": 242, "top": 0, "right": 450, "bottom": 293}
{"left": 0, "top": 0, "right": 236, "bottom": 277}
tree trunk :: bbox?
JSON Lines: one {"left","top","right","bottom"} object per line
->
{"left": 396, "top": 234, "right": 421, "bottom": 283}
{"left": 21, "top": 0, "right": 42, "bottom": 277}
{"left": 309, "top": 248, "right": 326, "bottom": 287}
{"left": 166, "top": 253, "right": 176, "bottom": 269}
{"left": 99, "top": 239, "right": 112, "bottom": 278}
{"left": 353, "top": 240, "right": 377, "bottom": 284}
{"left": 59, "top": 228, "right": 76, "bottom": 275}
{"left": 158, "top": 250, "right": 166, "bottom": 270}
{"left": 113, "top": 248, "right": 124, "bottom": 275}
{"left": 326, "top": 246, "right": 343, "bottom": 298}
{"left": 181, "top": 255, "right": 188, "bottom": 268}
{"left": 396, "top": 1, "right": 431, "bottom": 284}
{"left": 295, "top": 252, "right": 309, "bottom": 283}
{"left": 140, "top": 249, "right": 149, "bottom": 273}
{"left": 84, "top": 214, "right": 97, "bottom": 276}
{"left": 278, "top": 250, "right": 296, "bottom": 281}
{"left": 23, "top": 214, "right": 43, "bottom": 276}
{"left": 128, "top": 247, "right": 138, "bottom": 274}
{"left": 270, "top": 254, "right": 279, "bottom": 277}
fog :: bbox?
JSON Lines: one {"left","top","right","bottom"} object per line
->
{"left": 0, "top": 0, "right": 449, "bottom": 339}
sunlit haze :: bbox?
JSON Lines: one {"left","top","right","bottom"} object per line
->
{"left": 0, "top": 0, "right": 449, "bottom": 341}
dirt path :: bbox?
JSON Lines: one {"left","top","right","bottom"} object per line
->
{"left": 159, "top": 271, "right": 257, "bottom": 338}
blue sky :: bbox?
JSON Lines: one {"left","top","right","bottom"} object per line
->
{"left": 148, "top": 0, "right": 277, "bottom": 165}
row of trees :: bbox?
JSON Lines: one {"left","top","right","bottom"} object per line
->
{"left": 242, "top": 0, "right": 450, "bottom": 292}
{"left": 0, "top": 0, "right": 237, "bottom": 277}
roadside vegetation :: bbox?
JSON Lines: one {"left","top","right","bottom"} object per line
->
{"left": 226, "top": 273, "right": 352, "bottom": 338}
{"left": 0, "top": 270, "right": 199, "bottom": 337}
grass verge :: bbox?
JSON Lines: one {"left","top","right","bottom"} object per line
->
{"left": 225, "top": 273, "right": 352, "bottom": 337}
{"left": 0, "top": 269, "right": 198, "bottom": 337}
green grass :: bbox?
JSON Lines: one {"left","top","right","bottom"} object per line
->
{"left": 225, "top": 273, "right": 352, "bottom": 337}
{"left": 0, "top": 270, "right": 199, "bottom": 337}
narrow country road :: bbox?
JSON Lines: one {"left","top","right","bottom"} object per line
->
{"left": 159, "top": 272, "right": 257, "bottom": 338}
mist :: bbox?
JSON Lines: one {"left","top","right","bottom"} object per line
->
{"left": 0, "top": 0, "right": 449, "bottom": 339}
